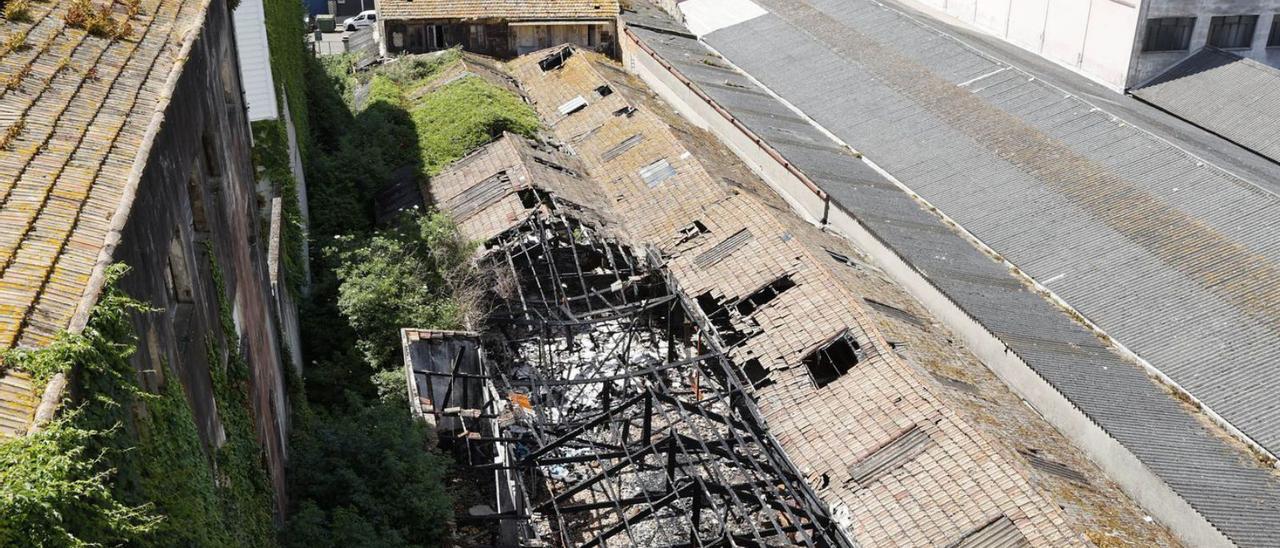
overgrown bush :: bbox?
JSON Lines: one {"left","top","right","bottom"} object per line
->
{"left": 283, "top": 45, "right": 541, "bottom": 547}
{"left": 331, "top": 213, "right": 480, "bottom": 370}
{"left": 0, "top": 416, "right": 159, "bottom": 546}
{"left": 282, "top": 398, "right": 453, "bottom": 548}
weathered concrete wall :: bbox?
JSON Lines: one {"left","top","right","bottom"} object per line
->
{"left": 1133, "top": 0, "right": 1280, "bottom": 84}
{"left": 109, "top": 0, "right": 290, "bottom": 509}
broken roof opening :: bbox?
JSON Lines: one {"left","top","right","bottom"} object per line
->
{"left": 735, "top": 274, "right": 796, "bottom": 317}
{"left": 803, "top": 330, "right": 863, "bottom": 388}
{"left": 538, "top": 47, "right": 574, "bottom": 71}
{"left": 595, "top": 84, "right": 613, "bottom": 97}
{"left": 675, "top": 220, "right": 709, "bottom": 245}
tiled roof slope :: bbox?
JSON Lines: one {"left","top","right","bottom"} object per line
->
{"left": 620, "top": 4, "right": 1280, "bottom": 545}
{"left": 496, "top": 46, "right": 1177, "bottom": 547}
{"left": 0, "top": 370, "right": 36, "bottom": 438}
{"left": 699, "top": 0, "right": 1280, "bottom": 459}
{"left": 380, "top": 0, "right": 620, "bottom": 21}
{"left": 0, "top": 0, "right": 210, "bottom": 434}
{"left": 425, "top": 132, "right": 617, "bottom": 242}
{"left": 1133, "top": 48, "right": 1280, "bottom": 162}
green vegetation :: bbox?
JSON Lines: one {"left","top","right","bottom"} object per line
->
{"left": 279, "top": 51, "right": 539, "bottom": 545}
{"left": 263, "top": 0, "right": 311, "bottom": 156}
{"left": 0, "top": 263, "right": 274, "bottom": 547}
{"left": 331, "top": 214, "right": 479, "bottom": 370}
{"left": 412, "top": 77, "right": 540, "bottom": 176}
{"left": 251, "top": 119, "right": 307, "bottom": 295}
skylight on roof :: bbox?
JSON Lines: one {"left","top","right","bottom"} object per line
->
{"left": 639, "top": 158, "right": 676, "bottom": 187}
{"left": 558, "top": 95, "right": 588, "bottom": 116}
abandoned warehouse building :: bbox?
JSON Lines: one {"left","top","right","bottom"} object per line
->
{"left": 400, "top": 46, "right": 1195, "bottom": 546}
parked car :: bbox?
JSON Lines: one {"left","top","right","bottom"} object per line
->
{"left": 343, "top": 10, "right": 376, "bottom": 32}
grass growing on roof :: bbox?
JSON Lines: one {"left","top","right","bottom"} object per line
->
{"left": 410, "top": 77, "right": 540, "bottom": 176}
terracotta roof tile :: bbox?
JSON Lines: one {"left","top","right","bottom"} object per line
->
{"left": 0, "top": 0, "right": 210, "bottom": 434}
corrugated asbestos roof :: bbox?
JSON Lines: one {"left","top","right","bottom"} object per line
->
{"left": 620, "top": 1, "right": 1280, "bottom": 544}
{"left": 0, "top": 0, "right": 209, "bottom": 437}
{"left": 494, "top": 45, "right": 1182, "bottom": 546}
{"left": 1133, "top": 47, "right": 1280, "bottom": 162}
{"left": 699, "top": 0, "right": 1280, "bottom": 458}
{"left": 380, "top": 0, "right": 620, "bottom": 21}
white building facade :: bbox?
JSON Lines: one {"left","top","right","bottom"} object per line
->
{"left": 904, "top": 0, "right": 1280, "bottom": 89}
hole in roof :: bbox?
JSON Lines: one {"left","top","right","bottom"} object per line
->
{"left": 736, "top": 275, "right": 796, "bottom": 317}
{"left": 741, "top": 358, "right": 774, "bottom": 390}
{"left": 676, "top": 220, "right": 708, "bottom": 244}
{"left": 539, "top": 47, "right": 573, "bottom": 71}
{"left": 595, "top": 85, "right": 613, "bottom": 97}
{"left": 803, "top": 330, "right": 863, "bottom": 389}
{"left": 694, "top": 291, "right": 753, "bottom": 348}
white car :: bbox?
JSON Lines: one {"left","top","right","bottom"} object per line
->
{"left": 343, "top": 10, "right": 376, "bottom": 32}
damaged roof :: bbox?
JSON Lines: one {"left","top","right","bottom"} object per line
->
{"left": 425, "top": 132, "right": 617, "bottom": 242}
{"left": 0, "top": 0, "right": 210, "bottom": 437}
{"left": 380, "top": 0, "right": 621, "bottom": 21}
{"left": 1133, "top": 47, "right": 1280, "bottom": 163}
{"left": 417, "top": 45, "right": 1179, "bottom": 546}
{"left": 614, "top": 3, "right": 1280, "bottom": 542}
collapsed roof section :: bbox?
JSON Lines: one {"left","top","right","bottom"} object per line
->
{"left": 405, "top": 214, "right": 852, "bottom": 546}
{"left": 500, "top": 46, "right": 1179, "bottom": 545}
{"left": 403, "top": 45, "right": 1178, "bottom": 546}
{"left": 425, "top": 132, "right": 618, "bottom": 243}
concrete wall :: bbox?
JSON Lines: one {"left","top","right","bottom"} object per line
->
{"left": 110, "top": 0, "right": 290, "bottom": 509}
{"left": 905, "top": 0, "right": 1142, "bottom": 89}
{"left": 619, "top": 26, "right": 1234, "bottom": 547}
{"left": 1132, "top": 0, "right": 1280, "bottom": 84}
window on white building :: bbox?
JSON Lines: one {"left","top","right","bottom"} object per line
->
{"left": 1142, "top": 17, "right": 1195, "bottom": 52}
{"left": 1269, "top": 15, "right": 1280, "bottom": 47}
{"left": 1208, "top": 15, "right": 1258, "bottom": 49}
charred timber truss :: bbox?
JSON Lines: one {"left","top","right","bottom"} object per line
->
{"left": 427, "top": 203, "right": 853, "bottom": 547}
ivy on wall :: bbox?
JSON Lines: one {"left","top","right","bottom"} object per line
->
{"left": 0, "top": 259, "right": 275, "bottom": 547}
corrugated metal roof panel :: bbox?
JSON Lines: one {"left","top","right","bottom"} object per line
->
{"left": 693, "top": 228, "right": 753, "bottom": 269}
{"left": 949, "top": 516, "right": 1029, "bottom": 548}
{"left": 847, "top": 424, "right": 933, "bottom": 488}
{"left": 638, "top": 158, "right": 678, "bottom": 187}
